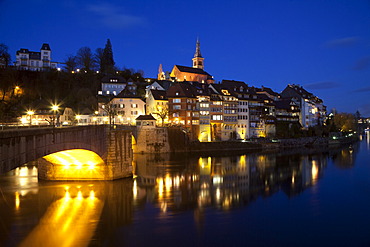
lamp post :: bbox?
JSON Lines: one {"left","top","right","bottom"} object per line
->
{"left": 76, "top": 115, "right": 81, "bottom": 125}
{"left": 27, "top": 110, "right": 34, "bottom": 126}
{"left": 51, "top": 105, "right": 59, "bottom": 127}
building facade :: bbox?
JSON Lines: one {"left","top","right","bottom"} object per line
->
{"left": 15, "top": 43, "right": 58, "bottom": 71}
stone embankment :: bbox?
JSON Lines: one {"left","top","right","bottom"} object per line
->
{"left": 278, "top": 137, "right": 328, "bottom": 148}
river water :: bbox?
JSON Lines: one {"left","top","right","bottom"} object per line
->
{"left": 1, "top": 135, "right": 370, "bottom": 247}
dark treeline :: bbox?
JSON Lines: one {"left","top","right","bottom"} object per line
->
{"left": 0, "top": 39, "right": 147, "bottom": 123}
{"left": 0, "top": 67, "right": 146, "bottom": 123}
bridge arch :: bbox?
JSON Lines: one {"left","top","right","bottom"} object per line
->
{"left": 0, "top": 126, "right": 133, "bottom": 180}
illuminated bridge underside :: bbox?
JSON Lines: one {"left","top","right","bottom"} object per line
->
{"left": 39, "top": 149, "right": 116, "bottom": 180}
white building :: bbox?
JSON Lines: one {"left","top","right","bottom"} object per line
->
{"left": 15, "top": 43, "right": 58, "bottom": 71}
{"left": 281, "top": 84, "right": 326, "bottom": 128}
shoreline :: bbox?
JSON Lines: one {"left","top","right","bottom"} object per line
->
{"left": 165, "top": 136, "right": 359, "bottom": 154}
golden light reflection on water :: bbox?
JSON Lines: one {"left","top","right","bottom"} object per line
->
{"left": 312, "top": 161, "right": 319, "bottom": 182}
{"left": 19, "top": 185, "right": 103, "bottom": 247}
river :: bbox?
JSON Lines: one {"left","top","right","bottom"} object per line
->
{"left": 1, "top": 134, "right": 370, "bottom": 247}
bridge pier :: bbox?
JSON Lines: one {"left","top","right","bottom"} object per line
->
{"left": 0, "top": 126, "right": 133, "bottom": 180}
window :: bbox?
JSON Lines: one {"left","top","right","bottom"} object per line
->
{"left": 119, "top": 104, "right": 125, "bottom": 108}
{"left": 173, "top": 99, "right": 181, "bottom": 103}
{"left": 221, "top": 89, "right": 230, "bottom": 95}
{"left": 187, "top": 112, "right": 191, "bottom": 117}
{"left": 131, "top": 104, "right": 138, "bottom": 108}
{"left": 131, "top": 111, "right": 138, "bottom": 115}
{"left": 200, "top": 111, "right": 209, "bottom": 115}
{"left": 173, "top": 105, "right": 181, "bottom": 110}
{"left": 173, "top": 113, "right": 179, "bottom": 117}
{"left": 212, "top": 115, "right": 222, "bottom": 121}
{"left": 192, "top": 120, "right": 199, "bottom": 125}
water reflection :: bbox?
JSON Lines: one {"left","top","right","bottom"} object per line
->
{"left": 133, "top": 150, "right": 336, "bottom": 213}
{"left": 19, "top": 184, "right": 103, "bottom": 247}
{"left": 0, "top": 143, "right": 359, "bottom": 247}
{"left": 0, "top": 171, "right": 133, "bottom": 247}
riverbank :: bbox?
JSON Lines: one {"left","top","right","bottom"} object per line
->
{"left": 169, "top": 136, "right": 359, "bottom": 154}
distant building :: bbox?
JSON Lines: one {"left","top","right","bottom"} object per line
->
{"left": 20, "top": 106, "right": 74, "bottom": 126}
{"left": 98, "top": 88, "right": 145, "bottom": 125}
{"left": 280, "top": 84, "right": 326, "bottom": 128}
{"left": 169, "top": 39, "right": 214, "bottom": 84}
{"left": 146, "top": 89, "right": 168, "bottom": 126}
{"left": 15, "top": 43, "right": 58, "bottom": 71}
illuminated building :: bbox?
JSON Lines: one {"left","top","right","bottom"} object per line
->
{"left": 15, "top": 43, "right": 59, "bottom": 71}
{"left": 167, "top": 82, "right": 200, "bottom": 140}
{"left": 275, "top": 99, "right": 300, "bottom": 122}
{"left": 169, "top": 39, "right": 214, "bottom": 84}
{"left": 99, "top": 87, "right": 145, "bottom": 125}
{"left": 98, "top": 75, "right": 129, "bottom": 96}
{"left": 145, "top": 89, "right": 168, "bottom": 126}
{"left": 280, "top": 84, "right": 326, "bottom": 128}
{"left": 20, "top": 104, "right": 74, "bottom": 126}
{"left": 209, "top": 83, "right": 239, "bottom": 141}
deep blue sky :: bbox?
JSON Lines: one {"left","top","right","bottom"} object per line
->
{"left": 1, "top": 0, "right": 370, "bottom": 115}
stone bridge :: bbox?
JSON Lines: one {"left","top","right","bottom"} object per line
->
{"left": 0, "top": 125, "right": 133, "bottom": 180}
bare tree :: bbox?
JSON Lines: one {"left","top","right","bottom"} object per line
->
{"left": 95, "top": 48, "right": 104, "bottom": 72}
{"left": 64, "top": 55, "right": 77, "bottom": 72}
{"left": 0, "top": 43, "right": 11, "bottom": 67}
{"left": 153, "top": 105, "right": 169, "bottom": 127}
{"left": 76, "top": 47, "right": 95, "bottom": 72}
{"left": 99, "top": 96, "right": 117, "bottom": 126}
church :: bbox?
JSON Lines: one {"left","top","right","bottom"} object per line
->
{"left": 158, "top": 39, "right": 214, "bottom": 84}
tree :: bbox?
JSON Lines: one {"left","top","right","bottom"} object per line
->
{"left": 102, "top": 39, "right": 115, "bottom": 74}
{"left": 95, "top": 48, "right": 104, "bottom": 72}
{"left": 333, "top": 113, "right": 357, "bottom": 132}
{"left": 76, "top": 47, "right": 95, "bottom": 71}
{"left": 99, "top": 96, "right": 117, "bottom": 126}
{"left": 64, "top": 55, "right": 77, "bottom": 72}
{"left": 153, "top": 105, "right": 169, "bottom": 126}
{"left": 0, "top": 43, "right": 11, "bottom": 67}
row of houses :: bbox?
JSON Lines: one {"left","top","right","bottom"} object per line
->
{"left": 16, "top": 40, "right": 326, "bottom": 141}
{"left": 94, "top": 39, "right": 326, "bottom": 141}
{"left": 144, "top": 80, "right": 326, "bottom": 141}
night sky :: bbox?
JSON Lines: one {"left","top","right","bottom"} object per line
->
{"left": 1, "top": 0, "right": 370, "bottom": 115}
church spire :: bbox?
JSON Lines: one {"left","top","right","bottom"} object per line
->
{"left": 194, "top": 38, "right": 202, "bottom": 58}
{"left": 192, "top": 38, "right": 204, "bottom": 70}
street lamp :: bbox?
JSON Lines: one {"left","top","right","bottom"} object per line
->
{"left": 76, "top": 115, "right": 81, "bottom": 125}
{"left": 51, "top": 105, "right": 59, "bottom": 127}
{"left": 27, "top": 110, "right": 34, "bottom": 126}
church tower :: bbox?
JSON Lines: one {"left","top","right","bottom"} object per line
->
{"left": 192, "top": 38, "right": 204, "bottom": 70}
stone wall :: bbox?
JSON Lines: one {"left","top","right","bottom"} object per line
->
{"left": 135, "top": 127, "right": 170, "bottom": 153}
{"left": 0, "top": 126, "right": 108, "bottom": 173}
{"left": 105, "top": 130, "right": 133, "bottom": 179}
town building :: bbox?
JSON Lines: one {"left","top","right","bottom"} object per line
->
{"left": 169, "top": 40, "right": 214, "bottom": 84}
{"left": 20, "top": 106, "right": 74, "bottom": 126}
{"left": 280, "top": 84, "right": 326, "bottom": 128}
{"left": 15, "top": 43, "right": 58, "bottom": 71}
{"left": 145, "top": 89, "right": 168, "bottom": 126}
{"left": 98, "top": 88, "right": 145, "bottom": 125}
{"left": 167, "top": 82, "right": 200, "bottom": 140}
